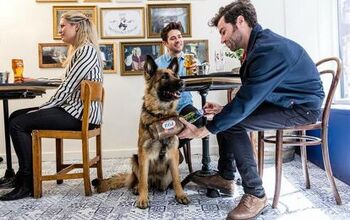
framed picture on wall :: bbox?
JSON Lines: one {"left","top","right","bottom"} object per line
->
{"left": 38, "top": 43, "right": 69, "bottom": 68}
{"left": 52, "top": 6, "right": 98, "bottom": 39}
{"left": 99, "top": 43, "right": 117, "bottom": 73}
{"left": 183, "top": 40, "right": 209, "bottom": 64}
{"left": 120, "top": 41, "right": 163, "bottom": 76}
{"left": 37, "top": 0, "right": 77, "bottom": 2}
{"left": 100, "top": 7, "right": 145, "bottom": 39}
{"left": 147, "top": 3, "right": 191, "bottom": 38}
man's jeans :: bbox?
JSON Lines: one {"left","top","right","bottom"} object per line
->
{"left": 216, "top": 102, "right": 321, "bottom": 197}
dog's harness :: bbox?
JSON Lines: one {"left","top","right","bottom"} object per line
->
{"left": 159, "top": 138, "right": 169, "bottom": 160}
{"left": 142, "top": 103, "right": 170, "bottom": 160}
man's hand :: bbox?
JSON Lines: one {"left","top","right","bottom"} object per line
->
{"left": 178, "top": 118, "right": 210, "bottom": 139}
{"left": 203, "top": 101, "right": 223, "bottom": 116}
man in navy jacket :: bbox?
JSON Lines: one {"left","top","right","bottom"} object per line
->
{"left": 179, "top": 0, "right": 324, "bottom": 219}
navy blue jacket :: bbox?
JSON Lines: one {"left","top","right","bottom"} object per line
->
{"left": 206, "top": 24, "right": 325, "bottom": 134}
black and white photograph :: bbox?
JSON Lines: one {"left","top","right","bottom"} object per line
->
{"left": 100, "top": 7, "right": 145, "bottom": 39}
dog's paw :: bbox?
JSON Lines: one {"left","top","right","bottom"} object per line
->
{"left": 136, "top": 196, "right": 149, "bottom": 209}
{"left": 175, "top": 194, "right": 190, "bottom": 205}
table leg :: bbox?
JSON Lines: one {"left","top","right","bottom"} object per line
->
{"left": 0, "top": 99, "right": 16, "bottom": 188}
{"left": 197, "top": 89, "right": 216, "bottom": 176}
{"left": 181, "top": 89, "right": 220, "bottom": 197}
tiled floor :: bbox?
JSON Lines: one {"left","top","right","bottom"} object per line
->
{"left": 0, "top": 155, "right": 349, "bottom": 219}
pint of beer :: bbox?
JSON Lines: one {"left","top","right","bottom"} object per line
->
{"left": 184, "top": 54, "right": 195, "bottom": 76}
{"left": 12, "top": 59, "right": 24, "bottom": 82}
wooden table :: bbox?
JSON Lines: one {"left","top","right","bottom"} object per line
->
{"left": 180, "top": 73, "right": 241, "bottom": 197}
{"left": 0, "top": 80, "right": 59, "bottom": 182}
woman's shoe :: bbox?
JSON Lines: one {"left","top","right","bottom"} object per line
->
{"left": 0, "top": 175, "right": 33, "bottom": 201}
{"left": 0, "top": 185, "right": 32, "bottom": 201}
{"left": 0, "top": 176, "right": 16, "bottom": 189}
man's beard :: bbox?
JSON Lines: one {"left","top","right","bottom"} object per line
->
{"left": 227, "top": 33, "right": 242, "bottom": 51}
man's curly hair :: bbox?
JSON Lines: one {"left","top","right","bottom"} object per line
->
{"left": 209, "top": 0, "right": 257, "bottom": 28}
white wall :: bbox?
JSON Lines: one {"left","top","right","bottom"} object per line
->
{"left": 0, "top": 0, "right": 338, "bottom": 161}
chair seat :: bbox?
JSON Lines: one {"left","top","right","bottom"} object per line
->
{"left": 36, "top": 128, "right": 101, "bottom": 139}
{"left": 283, "top": 121, "right": 321, "bottom": 131}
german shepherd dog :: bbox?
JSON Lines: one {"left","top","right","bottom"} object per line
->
{"left": 92, "top": 55, "right": 189, "bottom": 209}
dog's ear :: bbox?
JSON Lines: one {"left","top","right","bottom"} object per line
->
{"left": 167, "top": 57, "right": 179, "bottom": 75}
{"left": 144, "top": 55, "right": 158, "bottom": 80}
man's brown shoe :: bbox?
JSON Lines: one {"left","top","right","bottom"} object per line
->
{"left": 192, "top": 173, "right": 234, "bottom": 195}
{"left": 227, "top": 194, "right": 268, "bottom": 220}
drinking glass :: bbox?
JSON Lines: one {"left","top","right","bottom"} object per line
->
{"left": 11, "top": 59, "right": 24, "bottom": 82}
{"left": 214, "top": 49, "right": 224, "bottom": 71}
{"left": 0, "top": 71, "right": 9, "bottom": 84}
{"left": 184, "top": 53, "right": 195, "bottom": 76}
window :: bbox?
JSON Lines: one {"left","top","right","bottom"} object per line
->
{"left": 338, "top": 0, "right": 350, "bottom": 102}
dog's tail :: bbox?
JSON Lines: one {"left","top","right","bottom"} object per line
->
{"left": 92, "top": 173, "right": 129, "bottom": 193}
{"left": 92, "top": 155, "right": 139, "bottom": 193}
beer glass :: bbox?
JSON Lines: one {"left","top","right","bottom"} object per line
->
{"left": 12, "top": 59, "right": 24, "bottom": 82}
{"left": 0, "top": 71, "right": 9, "bottom": 84}
{"left": 184, "top": 54, "right": 195, "bottom": 76}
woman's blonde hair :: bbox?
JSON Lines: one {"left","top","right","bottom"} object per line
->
{"left": 61, "top": 11, "right": 102, "bottom": 68}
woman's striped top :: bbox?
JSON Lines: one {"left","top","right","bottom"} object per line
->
{"left": 40, "top": 43, "right": 103, "bottom": 125}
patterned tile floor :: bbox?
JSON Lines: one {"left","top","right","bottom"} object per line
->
{"left": 0, "top": 155, "right": 349, "bottom": 220}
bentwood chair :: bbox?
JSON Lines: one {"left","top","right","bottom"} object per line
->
{"left": 257, "top": 57, "right": 342, "bottom": 208}
{"left": 32, "top": 80, "right": 104, "bottom": 198}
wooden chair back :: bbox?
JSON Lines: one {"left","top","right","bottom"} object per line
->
{"left": 316, "top": 57, "right": 342, "bottom": 132}
{"left": 80, "top": 80, "right": 104, "bottom": 133}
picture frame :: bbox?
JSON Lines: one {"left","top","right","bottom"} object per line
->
{"left": 52, "top": 6, "right": 98, "bottom": 39}
{"left": 120, "top": 41, "right": 163, "bottom": 76}
{"left": 100, "top": 7, "right": 145, "bottom": 39}
{"left": 38, "top": 43, "right": 69, "bottom": 68}
{"left": 147, "top": 3, "right": 191, "bottom": 38}
{"left": 37, "top": 0, "right": 77, "bottom": 2}
{"left": 99, "top": 43, "right": 117, "bottom": 73}
{"left": 183, "top": 40, "right": 209, "bottom": 64}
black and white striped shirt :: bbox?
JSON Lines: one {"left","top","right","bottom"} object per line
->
{"left": 40, "top": 43, "right": 103, "bottom": 125}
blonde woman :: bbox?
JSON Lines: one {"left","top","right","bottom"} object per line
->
{"left": 0, "top": 11, "right": 103, "bottom": 200}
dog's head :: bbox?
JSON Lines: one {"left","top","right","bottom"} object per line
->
{"left": 144, "top": 55, "right": 184, "bottom": 102}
